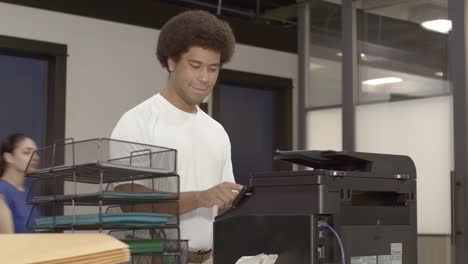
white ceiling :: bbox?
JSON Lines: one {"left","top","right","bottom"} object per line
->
{"left": 357, "top": 0, "right": 448, "bottom": 22}
{"left": 323, "top": 0, "right": 448, "bottom": 23}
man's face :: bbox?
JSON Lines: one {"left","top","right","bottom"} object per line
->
{"left": 168, "top": 46, "right": 221, "bottom": 106}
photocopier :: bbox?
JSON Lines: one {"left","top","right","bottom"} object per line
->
{"left": 214, "top": 150, "right": 417, "bottom": 264}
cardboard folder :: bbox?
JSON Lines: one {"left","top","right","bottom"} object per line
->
{"left": 0, "top": 233, "right": 130, "bottom": 264}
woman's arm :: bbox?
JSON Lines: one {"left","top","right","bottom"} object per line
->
{"left": 0, "top": 194, "right": 14, "bottom": 233}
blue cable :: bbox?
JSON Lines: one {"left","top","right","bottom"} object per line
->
{"left": 318, "top": 220, "right": 346, "bottom": 264}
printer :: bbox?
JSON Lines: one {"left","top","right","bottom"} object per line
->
{"left": 213, "top": 150, "right": 417, "bottom": 264}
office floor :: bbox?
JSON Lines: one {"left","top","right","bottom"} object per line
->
{"left": 418, "top": 235, "right": 451, "bottom": 264}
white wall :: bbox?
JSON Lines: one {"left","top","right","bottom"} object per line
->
{"left": 0, "top": 2, "right": 297, "bottom": 143}
{"left": 356, "top": 96, "right": 453, "bottom": 234}
{"left": 0, "top": 4, "right": 159, "bottom": 140}
{"left": 306, "top": 108, "right": 342, "bottom": 151}
{"left": 306, "top": 96, "right": 453, "bottom": 235}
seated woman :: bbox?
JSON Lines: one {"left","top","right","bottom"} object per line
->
{"left": 0, "top": 133, "right": 38, "bottom": 233}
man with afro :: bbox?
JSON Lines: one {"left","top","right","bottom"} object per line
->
{"left": 112, "top": 10, "right": 243, "bottom": 263}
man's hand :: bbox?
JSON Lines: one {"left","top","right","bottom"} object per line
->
{"left": 197, "top": 182, "right": 243, "bottom": 210}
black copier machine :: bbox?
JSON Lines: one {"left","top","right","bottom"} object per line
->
{"left": 214, "top": 150, "right": 417, "bottom": 264}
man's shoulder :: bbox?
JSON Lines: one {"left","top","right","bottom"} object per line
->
{"left": 124, "top": 94, "right": 162, "bottom": 117}
{"left": 118, "top": 95, "right": 164, "bottom": 125}
{"left": 111, "top": 94, "right": 162, "bottom": 140}
{"left": 197, "top": 110, "right": 229, "bottom": 138}
{"left": 198, "top": 110, "right": 221, "bottom": 126}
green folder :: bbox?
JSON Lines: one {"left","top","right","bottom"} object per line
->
{"left": 34, "top": 212, "right": 171, "bottom": 227}
{"left": 121, "top": 239, "right": 165, "bottom": 253}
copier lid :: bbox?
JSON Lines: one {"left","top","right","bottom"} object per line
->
{"left": 273, "top": 150, "right": 416, "bottom": 180}
{"left": 274, "top": 150, "right": 370, "bottom": 171}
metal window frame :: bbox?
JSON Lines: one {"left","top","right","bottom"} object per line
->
{"left": 449, "top": 0, "right": 468, "bottom": 263}
{"left": 341, "top": 0, "right": 357, "bottom": 152}
{"left": 297, "top": 0, "right": 310, "bottom": 151}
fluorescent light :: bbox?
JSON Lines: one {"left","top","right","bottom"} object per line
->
{"left": 336, "top": 52, "right": 366, "bottom": 58}
{"left": 362, "top": 77, "right": 403, "bottom": 86}
{"left": 421, "top": 19, "right": 452, "bottom": 34}
{"left": 435, "top": 72, "right": 444, "bottom": 77}
{"left": 309, "top": 62, "right": 324, "bottom": 71}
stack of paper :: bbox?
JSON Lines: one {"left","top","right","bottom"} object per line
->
{"left": 236, "top": 254, "right": 278, "bottom": 264}
{"left": 0, "top": 233, "right": 130, "bottom": 264}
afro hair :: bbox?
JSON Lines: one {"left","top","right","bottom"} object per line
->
{"left": 157, "top": 10, "right": 236, "bottom": 68}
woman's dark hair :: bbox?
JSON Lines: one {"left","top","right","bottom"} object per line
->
{"left": 0, "top": 133, "right": 28, "bottom": 176}
{"left": 156, "top": 10, "right": 236, "bottom": 68}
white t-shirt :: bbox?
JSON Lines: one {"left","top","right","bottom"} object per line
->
{"left": 110, "top": 93, "right": 235, "bottom": 249}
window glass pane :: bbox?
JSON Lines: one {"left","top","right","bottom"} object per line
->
{"left": 356, "top": 0, "right": 450, "bottom": 103}
{"left": 355, "top": 0, "right": 452, "bottom": 237}
{"left": 307, "top": 0, "right": 342, "bottom": 108}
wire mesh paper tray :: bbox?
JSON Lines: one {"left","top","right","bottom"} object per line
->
{"left": 25, "top": 138, "right": 177, "bottom": 183}
{"left": 27, "top": 190, "right": 179, "bottom": 205}
{"left": 27, "top": 174, "right": 180, "bottom": 205}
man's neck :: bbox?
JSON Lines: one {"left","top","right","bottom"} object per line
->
{"left": 160, "top": 85, "right": 197, "bottom": 113}
{"left": 1, "top": 169, "right": 25, "bottom": 191}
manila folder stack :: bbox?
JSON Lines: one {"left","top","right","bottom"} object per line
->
{"left": 0, "top": 233, "right": 130, "bottom": 264}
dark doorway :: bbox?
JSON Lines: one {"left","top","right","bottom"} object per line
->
{"left": 0, "top": 35, "right": 67, "bottom": 147}
{"left": 0, "top": 35, "right": 67, "bottom": 214}
{"left": 0, "top": 54, "right": 47, "bottom": 146}
{"left": 213, "top": 70, "right": 293, "bottom": 185}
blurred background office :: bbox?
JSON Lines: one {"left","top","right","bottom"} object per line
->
{"left": 0, "top": 0, "right": 465, "bottom": 263}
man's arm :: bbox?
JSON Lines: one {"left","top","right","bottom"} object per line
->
{"left": 115, "top": 181, "right": 243, "bottom": 214}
